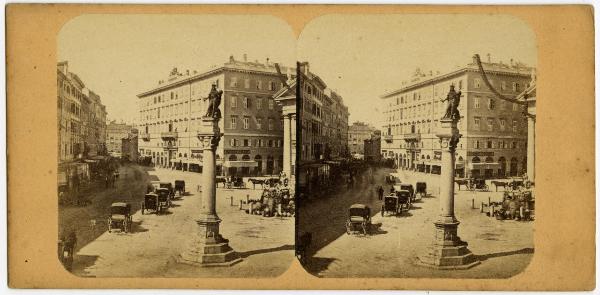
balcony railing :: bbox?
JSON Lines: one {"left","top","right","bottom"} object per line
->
{"left": 161, "top": 131, "right": 178, "bottom": 140}
{"left": 403, "top": 133, "right": 421, "bottom": 141}
{"left": 162, "top": 142, "right": 177, "bottom": 150}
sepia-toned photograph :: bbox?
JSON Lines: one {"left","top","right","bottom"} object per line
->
{"left": 296, "top": 14, "right": 537, "bottom": 278}
{"left": 56, "top": 14, "right": 297, "bottom": 277}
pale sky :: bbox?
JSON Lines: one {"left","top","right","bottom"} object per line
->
{"left": 59, "top": 14, "right": 537, "bottom": 128}
{"left": 58, "top": 14, "right": 297, "bottom": 124}
{"left": 297, "top": 14, "right": 537, "bottom": 128}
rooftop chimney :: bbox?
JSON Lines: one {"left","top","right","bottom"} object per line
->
{"left": 229, "top": 55, "right": 234, "bottom": 62}
{"left": 487, "top": 53, "right": 491, "bottom": 63}
{"left": 286, "top": 67, "right": 291, "bottom": 80}
{"left": 186, "top": 69, "right": 190, "bottom": 75}
{"left": 510, "top": 58, "right": 514, "bottom": 66}
{"left": 243, "top": 54, "right": 247, "bottom": 62}
{"left": 266, "top": 57, "right": 270, "bottom": 65}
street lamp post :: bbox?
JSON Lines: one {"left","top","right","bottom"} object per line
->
{"left": 178, "top": 85, "right": 241, "bottom": 267}
{"left": 417, "top": 85, "right": 480, "bottom": 269}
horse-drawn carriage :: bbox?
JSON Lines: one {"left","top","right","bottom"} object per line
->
{"left": 416, "top": 182, "right": 427, "bottom": 198}
{"left": 346, "top": 204, "right": 371, "bottom": 235}
{"left": 398, "top": 184, "right": 415, "bottom": 201}
{"left": 141, "top": 192, "right": 168, "bottom": 214}
{"left": 108, "top": 202, "right": 132, "bottom": 233}
{"left": 174, "top": 180, "right": 185, "bottom": 196}
{"left": 470, "top": 178, "right": 489, "bottom": 191}
{"left": 226, "top": 176, "right": 247, "bottom": 189}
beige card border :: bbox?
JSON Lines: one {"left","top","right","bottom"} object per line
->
{"left": 6, "top": 4, "right": 595, "bottom": 290}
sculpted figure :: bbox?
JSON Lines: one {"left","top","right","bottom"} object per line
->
{"left": 441, "top": 85, "right": 462, "bottom": 120}
{"left": 204, "top": 83, "right": 223, "bottom": 119}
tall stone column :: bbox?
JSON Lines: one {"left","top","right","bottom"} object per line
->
{"left": 178, "top": 116, "right": 241, "bottom": 266}
{"left": 282, "top": 114, "right": 292, "bottom": 179}
{"left": 526, "top": 96, "right": 536, "bottom": 182}
{"left": 417, "top": 90, "right": 479, "bottom": 269}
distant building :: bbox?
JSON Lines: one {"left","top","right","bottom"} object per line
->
{"left": 121, "top": 131, "right": 139, "bottom": 162}
{"left": 348, "top": 122, "right": 378, "bottom": 158}
{"left": 364, "top": 131, "right": 382, "bottom": 163}
{"left": 137, "top": 55, "right": 292, "bottom": 176}
{"left": 380, "top": 55, "right": 533, "bottom": 178}
{"left": 106, "top": 121, "right": 134, "bottom": 158}
{"left": 298, "top": 63, "right": 349, "bottom": 162}
{"left": 57, "top": 61, "right": 108, "bottom": 190}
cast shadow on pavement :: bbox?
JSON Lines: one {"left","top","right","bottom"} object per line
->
{"left": 129, "top": 221, "right": 149, "bottom": 234}
{"left": 369, "top": 223, "right": 388, "bottom": 235}
{"left": 70, "top": 254, "right": 99, "bottom": 277}
{"left": 304, "top": 257, "right": 338, "bottom": 277}
{"left": 474, "top": 247, "right": 534, "bottom": 262}
{"left": 237, "top": 244, "right": 294, "bottom": 258}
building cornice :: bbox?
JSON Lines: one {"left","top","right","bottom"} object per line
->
{"left": 380, "top": 65, "right": 532, "bottom": 99}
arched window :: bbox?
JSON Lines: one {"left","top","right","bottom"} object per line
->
{"left": 229, "top": 155, "right": 237, "bottom": 161}
{"left": 485, "top": 156, "right": 494, "bottom": 163}
{"left": 472, "top": 156, "right": 481, "bottom": 163}
{"left": 242, "top": 155, "right": 250, "bottom": 161}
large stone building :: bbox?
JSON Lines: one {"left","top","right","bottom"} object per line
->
{"left": 348, "top": 121, "right": 378, "bottom": 158}
{"left": 380, "top": 56, "right": 533, "bottom": 178}
{"left": 298, "top": 63, "right": 350, "bottom": 163}
{"left": 106, "top": 121, "right": 135, "bottom": 158}
{"left": 297, "top": 62, "right": 350, "bottom": 194}
{"left": 57, "top": 61, "right": 108, "bottom": 188}
{"left": 57, "top": 62, "right": 108, "bottom": 161}
{"left": 137, "top": 55, "right": 292, "bottom": 176}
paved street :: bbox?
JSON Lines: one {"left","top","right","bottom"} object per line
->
{"left": 300, "top": 168, "right": 533, "bottom": 278}
{"left": 68, "top": 167, "right": 294, "bottom": 278}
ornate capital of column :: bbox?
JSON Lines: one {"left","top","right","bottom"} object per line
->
{"left": 197, "top": 116, "right": 222, "bottom": 151}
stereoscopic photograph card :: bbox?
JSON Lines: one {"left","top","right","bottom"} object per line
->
{"left": 6, "top": 4, "right": 595, "bottom": 290}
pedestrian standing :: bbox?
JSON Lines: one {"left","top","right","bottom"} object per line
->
{"left": 378, "top": 186, "right": 384, "bottom": 200}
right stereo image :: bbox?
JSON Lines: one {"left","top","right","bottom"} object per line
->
{"left": 295, "top": 13, "right": 536, "bottom": 278}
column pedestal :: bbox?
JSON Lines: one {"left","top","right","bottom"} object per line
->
{"left": 417, "top": 118, "right": 479, "bottom": 270}
{"left": 178, "top": 116, "right": 241, "bottom": 267}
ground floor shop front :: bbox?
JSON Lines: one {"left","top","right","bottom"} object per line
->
{"left": 382, "top": 148, "right": 528, "bottom": 179}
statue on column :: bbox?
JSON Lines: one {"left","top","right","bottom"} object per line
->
{"left": 204, "top": 83, "right": 223, "bottom": 120}
{"left": 441, "top": 85, "right": 461, "bottom": 120}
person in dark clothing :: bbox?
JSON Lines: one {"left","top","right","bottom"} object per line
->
{"left": 377, "top": 186, "right": 384, "bottom": 200}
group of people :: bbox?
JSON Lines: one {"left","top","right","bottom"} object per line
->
{"left": 494, "top": 189, "right": 534, "bottom": 221}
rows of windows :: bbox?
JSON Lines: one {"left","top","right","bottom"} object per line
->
{"left": 229, "top": 138, "right": 282, "bottom": 148}
{"left": 473, "top": 140, "right": 523, "bottom": 150}
{"left": 229, "top": 77, "right": 280, "bottom": 91}
{"left": 230, "top": 96, "right": 274, "bottom": 110}
{"left": 230, "top": 116, "right": 277, "bottom": 131}
{"left": 473, "top": 116, "right": 524, "bottom": 132}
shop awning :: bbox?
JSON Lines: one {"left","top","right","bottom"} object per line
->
{"left": 468, "top": 162, "right": 500, "bottom": 169}
{"left": 223, "top": 160, "right": 258, "bottom": 168}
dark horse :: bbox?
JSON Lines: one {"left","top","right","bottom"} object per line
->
{"left": 455, "top": 179, "right": 469, "bottom": 191}
{"left": 248, "top": 178, "right": 266, "bottom": 190}
{"left": 215, "top": 177, "right": 227, "bottom": 188}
